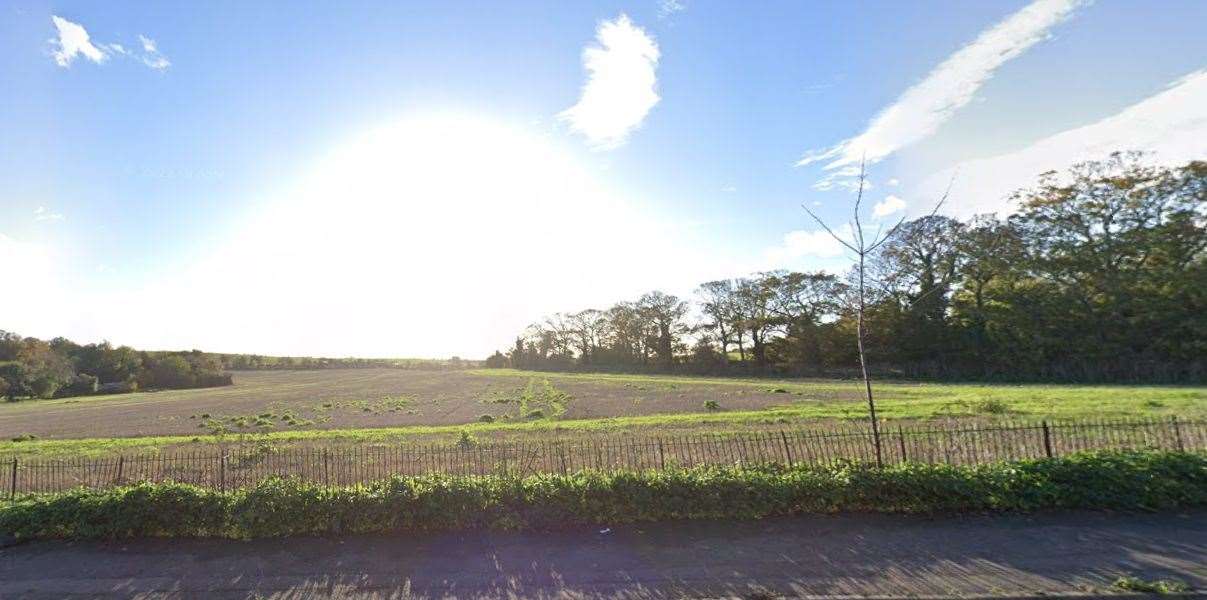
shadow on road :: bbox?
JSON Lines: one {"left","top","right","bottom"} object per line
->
{"left": 2, "top": 511, "right": 1205, "bottom": 599}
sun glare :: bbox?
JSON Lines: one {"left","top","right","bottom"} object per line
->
{"left": 98, "top": 115, "right": 709, "bottom": 357}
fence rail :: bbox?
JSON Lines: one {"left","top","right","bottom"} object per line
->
{"left": 6, "top": 417, "right": 1204, "bottom": 497}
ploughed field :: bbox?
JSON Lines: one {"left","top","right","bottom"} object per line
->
{"left": 0, "top": 368, "right": 850, "bottom": 439}
{"left": 0, "top": 368, "right": 1203, "bottom": 459}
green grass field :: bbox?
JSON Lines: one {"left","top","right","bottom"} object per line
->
{"left": 1, "top": 368, "right": 1202, "bottom": 459}
{"left": 477, "top": 369, "right": 1206, "bottom": 420}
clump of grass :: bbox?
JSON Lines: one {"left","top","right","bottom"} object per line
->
{"left": 456, "top": 430, "right": 478, "bottom": 448}
{"left": 768, "top": 388, "right": 790, "bottom": 394}
{"left": 478, "top": 414, "right": 495, "bottom": 423}
{"left": 1113, "top": 576, "right": 1189, "bottom": 594}
{"left": 973, "top": 398, "right": 1010, "bottom": 415}
{"left": 10, "top": 433, "right": 38, "bottom": 443}
{"left": 703, "top": 400, "right": 720, "bottom": 411}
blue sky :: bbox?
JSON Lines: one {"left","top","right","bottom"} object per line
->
{"left": 2, "top": 0, "right": 1205, "bottom": 357}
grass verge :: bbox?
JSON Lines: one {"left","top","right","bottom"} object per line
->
{"left": 2, "top": 450, "right": 1203, "bottom": 540}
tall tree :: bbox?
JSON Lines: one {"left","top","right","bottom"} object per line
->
{"left": 697, "top": 280, "right": 739, "bottom": 360}
{"left": 734, "top": 275, "right": 778, "bottom": 368}
{"left": 637, "top": 291, "right": 688, "bottom": 370}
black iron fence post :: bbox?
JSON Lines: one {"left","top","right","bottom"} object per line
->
{"left": 898, "top": 426, "right": 908, "bottom": 463}
{"left": 1172, "top": 416, "right": 1185, "bottom": 452}
{"left": 780, "top": 431, "right": 794, "bottom": 467}
{"left": 9, "top": 457, "right": 16, "bottom": 499}
{"left": 1041, "top": 421, "right": 1053, "bottom": 458}
{"left": 323, "top": 448, "right": 330, "bottom": 487}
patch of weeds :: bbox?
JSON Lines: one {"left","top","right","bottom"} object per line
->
{"left": 379, "top": 396, "right": 414, "bottom": 412}
{"left": 704, "top": 400, "right": 720, "bottom": 411}
{"left": 480, "top": 388, "right": 520, "bottom": 404}
{"left": 478, "top": 414, "right": 495, "bottom": 423}
{"left": 513, "top": 378, "right": 572, "bottom": 420}
{"left": 1113, "top": 576, "right": 1189, "bottom": 594}
{"left": 10, "top": 433, "right": 38, "bottom": 442}
{"left": 767, "top": 387, "right": 790, "bottom": 394}
{"left": 232, "top": 440, "right": 276, "bottom": 468}
{"left": 456, "top": 430, "right": 478, "bottom": 448}
{"left": 934, "top": 399, "right": 1011, "bottom": 417}
{"left": 318, "top": 396, "right": 415, "bottom": 415}
{"left": 973, "top": 398, "right": 1010, "bottom": 415}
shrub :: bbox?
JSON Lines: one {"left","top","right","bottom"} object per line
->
{"left": 194, "top": 372, "right": 234, "bottom": 388}
{"left": 64, "top": 373, "right": 99, "bottom": 395}
{"left": 456, "top": 430, "right": 478, "bottom": 448}
{"left": 1, "top": 450, "right": 1203, "bottom": 540}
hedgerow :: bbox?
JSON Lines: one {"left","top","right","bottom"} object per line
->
{"left": 1, "top": 450, "right": 1203, "bottom": 540}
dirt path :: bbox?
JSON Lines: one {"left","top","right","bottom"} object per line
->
{"left": 2, "top": 511, "right": 1204, "bottom": 599}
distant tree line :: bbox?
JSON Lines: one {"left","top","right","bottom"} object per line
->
{"left": 0, "top": 334, "right": 233, "bottom": 401}
{"left": 0, "top": 335, "right": 480, "bottom": 401}
{"left": 214, "top": 355, "right": 475, "bottom": 371}
{"left": 489, "top": 155, "right": 1206, "bottom": 383}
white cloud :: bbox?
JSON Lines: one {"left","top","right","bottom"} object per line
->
{"left": 48, "top": 16, "right": 169, "bottom": 71}
{"left": 799, "top": 0, "right": 1084, "bottom": 188}
{"left": 50, "top": 15, "right": 108, "bottom": 67}
{"left": 33, "top": 206, "right": 64, "bottom": 222}
{"left": 138, "top": 34, "right": 171, "bottom": 70}
{"left": 872, "top": 195, "right": 906, "bottom": 218}
{"left": 920, "top": 69, "right": 1207, "bottom": 217}
{"left": 886, "top": 178, "right": 900, "bottom": 187}
{"left": 721, "top": 185, "right": 737, "bottom": 193}
{"left": 659, "top": 0, "right": 687, "bottom": 19}
{"left": 764, "top": 228, "right": 850, "bottom": 265}
{"left": 558, "top": 14, "right": 660, "bottom": 150}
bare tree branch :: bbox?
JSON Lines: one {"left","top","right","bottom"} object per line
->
{"left": 801, "top": 203, "right": 860, "bottom": 254}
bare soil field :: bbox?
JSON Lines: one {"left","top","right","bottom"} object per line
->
{"left": 1, "top": 369, "right": 1202, "bottom": 458}
{"left": 0, "top": 369, "right": 822, "bottom": 440}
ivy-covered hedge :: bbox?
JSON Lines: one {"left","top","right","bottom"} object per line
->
{"left": 2, "top": 450, "right": 1203, "bottom": 539}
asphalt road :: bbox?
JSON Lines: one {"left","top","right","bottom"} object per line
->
{"left": 2, "top": 511, "right": 1204, "bottom": 599}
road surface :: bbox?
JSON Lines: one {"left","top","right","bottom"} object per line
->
{"left": 2, "top": 511, "right": 1204, "bottom": 599}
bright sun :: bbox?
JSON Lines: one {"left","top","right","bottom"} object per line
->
{"left": 106, "top": 115, "right": 715, "bottom": 357}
